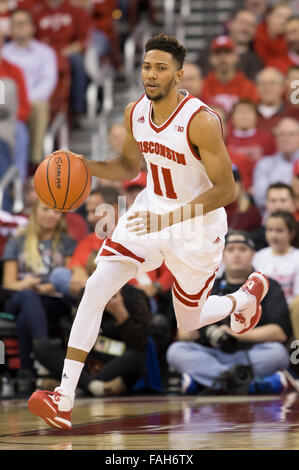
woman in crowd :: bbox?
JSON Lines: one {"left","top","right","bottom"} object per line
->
{"left": 1, "top": 200, "right": 77, "bottom": 394}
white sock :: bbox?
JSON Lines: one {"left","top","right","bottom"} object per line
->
{"left": 198, "top": 295, "right": 235, "bottom": 328}
{"left": 230, "top": 289, "right": 253, "bottom": 311}
{"left": 58, "top": 358, "right": 85, "bottom": 405}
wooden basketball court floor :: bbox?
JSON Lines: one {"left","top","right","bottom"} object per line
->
{"left": 1, "top": 393, "right": 299, "bottom": 450}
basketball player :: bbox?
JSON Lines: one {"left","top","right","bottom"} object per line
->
{"left": 28, "top": 34, "right": 269, "bottom": 429}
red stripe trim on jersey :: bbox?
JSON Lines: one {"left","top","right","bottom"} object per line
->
{"left": 173, "top": 284, "right": 199, "bottom": 307}
{"left": 130, "top": 94, "right": 145, "bottom": 134}
{"left": 105, "top": 238, "right": 145, "bottom": 263}
{"left": 149, "top": 94, "right": 194, "bottom": 133}
{"left": 186, "top": 106, "right": 224, "bottom": 161}
{"left": 100, "top": 248, "right": 116, "bottom": 257}
{"left": 173, "top": 270, "right": 217, "bottom": 301}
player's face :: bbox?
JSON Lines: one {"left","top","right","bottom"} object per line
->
{"left": 265, "top": 217, "right": 293, "bottom": 252}
{"left": 142, "top": 50, "right": 182, "bottom": 101}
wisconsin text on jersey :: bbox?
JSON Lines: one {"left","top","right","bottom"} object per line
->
{"left": 138, "top": 141, "right": 187, "bottom": 166}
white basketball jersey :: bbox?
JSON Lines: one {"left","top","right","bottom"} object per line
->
{"left": 131, "top": 89, "right": 224, "bottom": 217}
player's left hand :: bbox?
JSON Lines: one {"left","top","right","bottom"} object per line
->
{"left": 126, "top": 211, "right": 166, "bottom": 235}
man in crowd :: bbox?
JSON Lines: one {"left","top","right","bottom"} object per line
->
{"left": 2, "top": 9, "right": 57, "bottom": 164}
{"left": 253, "top": 117, "right": 299, "bottom": 211}
{"left": 256, "top": 67, "right": 290, "bottom": 132}
{"left": 0, "top": 24, "right": 30, "bottom": 182}
{"left": 167, "top": 231, "right": 293, "bottom": 395}
{"left": 179, "top": 62, "right": 204, "bottom": 99}
{"left": 201, "top": 35, "right": 258, "bottom": 113}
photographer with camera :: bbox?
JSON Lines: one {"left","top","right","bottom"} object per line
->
{"left": 167, "top": 230, "right": 293, "bottom": 395}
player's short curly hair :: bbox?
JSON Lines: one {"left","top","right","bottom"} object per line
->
{"left": 145, "top": 34, "right": 186, "bottom": 69}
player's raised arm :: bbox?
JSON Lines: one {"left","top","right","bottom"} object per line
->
{"left": 79, "top": 102, "right": 143, "bottom": 181}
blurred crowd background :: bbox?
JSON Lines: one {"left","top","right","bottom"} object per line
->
{"left": 0, "top": 0, "right": 299, "bottom": 399}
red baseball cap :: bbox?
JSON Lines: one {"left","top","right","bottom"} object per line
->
{"left": 211, "top": 36, "right": 236, "bottom": 52}
{"left": 293, "top": 160, "right": 299, "bottom": 177}
{"left": 123, "top": 171, "right": 147, "bottom": 190}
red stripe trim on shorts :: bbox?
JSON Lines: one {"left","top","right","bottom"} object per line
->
{"left": 104, "top": 238, "right": 145, "bottom": 263}
{"left": 173, "top": 270, "right": 217, "bottom": 301}
{"left": 172, "top": 284, "right": 199, "bottom": 307}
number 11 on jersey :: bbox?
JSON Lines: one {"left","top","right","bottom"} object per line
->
{"left": 150, "top": 163, "right": 178, "bottom": 199}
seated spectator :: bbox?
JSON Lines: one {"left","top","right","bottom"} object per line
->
{"left": 2, "top": 9, "right": 58, "bottom": 165}
{"left": 167, "top": 230, "right": 293, "bottom": 396}
{"left": 225, "top": 165, "right": 262, "bottom": 232}
{"left": 253, "top": 210, "right": 299, "bottom": 304}
{"left": 253, "top": 117, "right": 299, "bottom": 211}
{"left": 200, "top": 9, "right": 263, "bottom": 80}
{"left": 1, "top": 200, "right": 77, "bottom": 394}
{"left": 0, "top": 25, "right": 30, "bottom": 181}
{"left": 179, "top": 62, "right": 204, "bottom": 99}
{"left": 270, "top": 15, "right": 299, "bottom": 73}
{"left": 253, "top": 3, "right": 292, "bottom": 68}
{"left": 256, "top": 67, "right": 290, "bottom": 132}
{"left": 245, "top": 0, "right": 268, "bottom": 24}
{"left": 0, "top": 76, "right": 17, "bottom": 211}
{"left": 251, "top": 182, "right": 299, "bottom": 250}
{"left": 108, "top": 122, "right": 126, "bottom": 158}
{"left": 211, "top": 104, "right": 254, "bottom": 191}
{"left": 33, "top": 0, "right": 91, "bottom": 123}
{"left": 253, "top": 210, "right": 299, "bottom": 342}
{"left": 201, "top": 35, "right": 258, "bottom": 113}
{"left": 33, "top": 283, "right": 151, "bottom": 397}
{"left": 227, "top": 99, "right": 276, "bottom": 164}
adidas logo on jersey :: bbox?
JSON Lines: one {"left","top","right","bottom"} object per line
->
{"left": 213, "top": 236, "right": 221, "bottom": 244}
{"left": 137, "top": 116, "right": 145, "bottom": 123}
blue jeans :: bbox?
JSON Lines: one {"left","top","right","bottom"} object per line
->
{"left": 69, "top": 52, "right": 88, "bottom": 114}
{"left": 0, "top": 139, "right": 13, "bottom": 211}
{"left": 167, "top": 341, "right": 290, "bottom": 388}
{"left": 5, "top": 289, "right": 71, "bottom": 370}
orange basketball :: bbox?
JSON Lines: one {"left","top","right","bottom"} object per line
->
{"left": 34, "top": 150, "right": 92, "bottom": 212}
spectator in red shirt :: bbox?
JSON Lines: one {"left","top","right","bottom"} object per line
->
{"left": 211, "top": 104, "right": 254, "bottom": 191}
{"left": 227, "top": 99, "right": 276, "bottom": 164}
{"left": 200, "top": 10, "right": 263, "bottom": 81}
{"left": 202, "top": 36, "right": 259, "bottom": 113}
{"left": 33, "top": 0, "right": 91, "bottom": 122}
{"left": 225, "top": 164, "right": 262, "bottom": 233}
{"left": 0, "top": 25, "right": 30, "bottom": 181}
{"left": 268, "top": 15, "right": 299, "bottom": 74}
{"left": 256, "top": 66, "right": 289, "bottom": 132}
{"left": 253, "top": 3, "right": 292, "bottom": 68}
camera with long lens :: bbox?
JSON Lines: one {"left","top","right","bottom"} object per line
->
{"left": 205, "top": 324, "right": 238, "bottom": 353}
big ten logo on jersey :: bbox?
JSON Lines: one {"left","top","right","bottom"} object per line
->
{"left": 175, "top": 124, "right": 184, "bottom": 133}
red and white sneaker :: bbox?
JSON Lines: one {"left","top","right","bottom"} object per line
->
{"left": 28, "top": 389, "right": 72, "bottom": 430}
{"left": 230, "top": 272, "right": 269, "bottom": 335}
